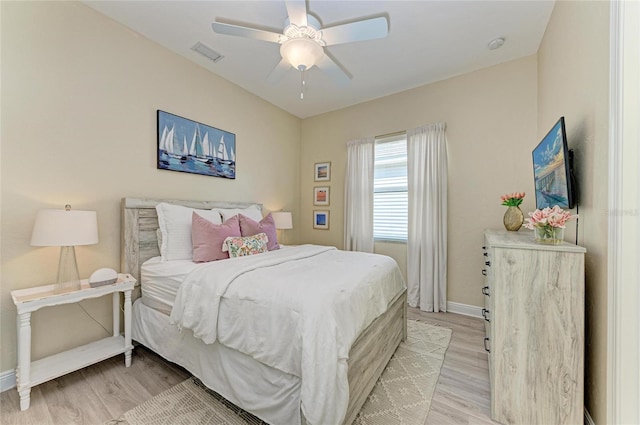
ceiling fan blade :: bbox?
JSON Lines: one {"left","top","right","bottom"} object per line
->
{"left": 321, "top": 16, "right": 388, "bottom": 46}
{"left": 267, "top": 58, "right": 292, "bottom": 84}
{"left": 284, "top": 0, "right": 307, "bottom": 27}
{"left": 211, "top": 21, "right": 281, "bottom": 44}
{"left": 315, "top": 54, "right": 351, "bottom": 86}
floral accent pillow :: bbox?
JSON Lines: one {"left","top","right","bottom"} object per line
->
{"left": 223, "top": 233, "right": 269, "bottom": 258}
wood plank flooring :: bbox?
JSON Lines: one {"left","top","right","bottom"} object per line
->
{"left": 1, "top": 308, "right": 500, "bottom": 425}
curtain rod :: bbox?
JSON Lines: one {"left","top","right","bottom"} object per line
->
{"left": 375, "top": 130, "right": 407, "bottom": 139}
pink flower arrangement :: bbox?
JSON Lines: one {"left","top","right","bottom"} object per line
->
{"left": 523, "top": 206, "right": 578, "bottom": 230}
{"left": 500, "top": 192, "right": 525, "bottom": 207}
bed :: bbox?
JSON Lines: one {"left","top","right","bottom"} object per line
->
{"left": 121, "top": 197, "right": 407, "bottom": 425}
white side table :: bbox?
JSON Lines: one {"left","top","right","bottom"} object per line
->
{"left": 11, "top": 273, "right": 136, "bottom": 411}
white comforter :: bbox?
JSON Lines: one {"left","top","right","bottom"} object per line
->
{"left": 169, "top": 244, "right": 405, "bottom": 425}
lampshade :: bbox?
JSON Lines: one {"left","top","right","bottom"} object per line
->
{"left": 272, "top": 211, "right": 293, "bottom": 230}
{"left": 31, "top": 206, "right": 99, "bottom": 290}
{"left": 31, "top": 208, "right": 98, "bottom": 247}
{"left": 280, "top": 38, "right": 324, "bottom": 71}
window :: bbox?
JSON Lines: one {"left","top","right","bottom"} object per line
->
{"left": 374, "top": 134, "right": 408, "bottom": 242}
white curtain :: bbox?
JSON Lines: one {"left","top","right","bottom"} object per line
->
{"left": 344, "top": 137, "right": 375, "bottom": 252}
{"left": 407, "top": 123, "right": 448, "bottom": 312}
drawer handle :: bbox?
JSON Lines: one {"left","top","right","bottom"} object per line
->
{"left": 482, "top": 286, "right": 490, "bottom": 296}
{"left": 482, "top": 308, "right": 491, "bottom": 322}
{"left": 484, "top": 337, "right": 491, "bottom": 353}
{"left": 482, "top": 269, "right": 487, "bottom": 276}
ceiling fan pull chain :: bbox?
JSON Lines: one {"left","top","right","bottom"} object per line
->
{"left": 299, "top": 65, "right": 307, "bottom": 100}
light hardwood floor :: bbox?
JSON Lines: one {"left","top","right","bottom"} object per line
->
{"left": 1, "top": 308, "right": 500, "bottom": 425}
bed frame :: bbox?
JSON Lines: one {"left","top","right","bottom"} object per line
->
{"left": 121, "top": 197, "right": 407, "bottom": 425}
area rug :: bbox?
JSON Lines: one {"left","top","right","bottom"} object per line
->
{"left": 107, "top": 320, "right": 451, "bottom": 425}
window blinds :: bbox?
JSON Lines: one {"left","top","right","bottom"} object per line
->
{"left": 374, "top": 135, "right": 408, "bottom": 241}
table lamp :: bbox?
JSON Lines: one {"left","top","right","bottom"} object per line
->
{"left": 271, "top": 211, "right": 293, "bottom": 245}
{"left": 30, "top": 204, "right": 98, "bottom": 291}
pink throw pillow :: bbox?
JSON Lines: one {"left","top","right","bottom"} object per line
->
{"left": 239, "top": 213, "right": 280, "bottom": 251}
{"left": 192, "top": 212, "right": 241, "bottom": 262}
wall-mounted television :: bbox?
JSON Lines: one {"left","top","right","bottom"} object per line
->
{"left": 532, "top": 117, "right": 577, "bottom": 209}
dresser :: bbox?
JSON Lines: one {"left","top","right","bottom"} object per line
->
{"left": 482, "top": 229, "right": 586, "bottom": 425}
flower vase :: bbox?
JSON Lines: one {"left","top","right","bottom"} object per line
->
{"left": 534, "top": 225, "right": 565, "bottom": 245}
{"left": 503, "top": 206, "right": 524, "bottom": 231}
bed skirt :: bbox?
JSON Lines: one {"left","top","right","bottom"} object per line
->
{"left": 132, "top": 299, "right": 304, "bottom": 424}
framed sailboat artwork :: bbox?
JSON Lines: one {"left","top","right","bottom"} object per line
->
{"left": 157, "top": 110, "right": 236, "bottom": 179}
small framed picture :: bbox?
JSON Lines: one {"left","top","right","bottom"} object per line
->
{"left": 313, "top": 210, "right": 330, "bottom": 230}
{"left": 314, "top": 186, "right": 330, "bottom": 206}
{"left": 314, "top": 162, "right": 331, "bottom": 182}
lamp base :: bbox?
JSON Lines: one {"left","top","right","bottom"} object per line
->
{"left": 55, "top": 246, "right": 81, "bottom": 293}
{"left": 278, "top": 229, "right": 287, "bottom": 245}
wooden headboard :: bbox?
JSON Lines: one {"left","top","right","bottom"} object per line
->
{"left": 121, "top": 197, "right": 263, "bottom": 281}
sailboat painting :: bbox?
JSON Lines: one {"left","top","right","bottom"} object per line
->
{"left": 157, "top": 110, "right": 236, "bottom": 179}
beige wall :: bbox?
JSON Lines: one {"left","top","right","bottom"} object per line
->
{"left": 300, "top": 55, "right": 538, "bottom": 307}
{"left": 0, "top": 2, "right": 301, "bottom": 372}
{"left": 537, "top": 1, "right": 610, "bottom": 423}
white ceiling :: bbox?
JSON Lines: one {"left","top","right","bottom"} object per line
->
{"left": 83, "top": 0, "right": 555, "bottom": 119}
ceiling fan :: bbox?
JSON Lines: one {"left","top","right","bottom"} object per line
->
{"left": 211, "top": 0, "right": 388, "bottom": 98}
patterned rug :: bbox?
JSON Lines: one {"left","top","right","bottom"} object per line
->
{"left": 106, "top": 320, "right": 451, "bottom": 425}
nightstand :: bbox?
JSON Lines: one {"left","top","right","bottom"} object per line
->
{"left": 11, "top": 273, "right": 136, "bottom": 411}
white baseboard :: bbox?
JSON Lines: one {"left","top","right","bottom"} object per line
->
{"left": 0, "top": 369, "right": 16, "bottom": 393}
{"left": 446, "top": 301, "right": 482, "bottom": 318}
{"left": 584, "top": 407, "right": 595, "bottom": 425}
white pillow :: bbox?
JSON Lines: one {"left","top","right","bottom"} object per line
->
{"left": 156, "top": 203, "right": 223, "bottom": 261}
{"left": 213, "top": 205, "right": 263, "bottom": 222}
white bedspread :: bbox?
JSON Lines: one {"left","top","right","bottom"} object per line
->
{"left": 169, "top": 244, "right": 405, "bottom": 425}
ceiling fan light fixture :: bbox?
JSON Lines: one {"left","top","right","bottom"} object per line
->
{"left": 280, "top": 38, "right": 324, "bottom": 71}
{"left": 281, "top": 15, "right": 324, "bottom": 44}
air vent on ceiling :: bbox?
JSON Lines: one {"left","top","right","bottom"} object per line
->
{"left": 191, "top": 42, "right": 224, "bottom": 63}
